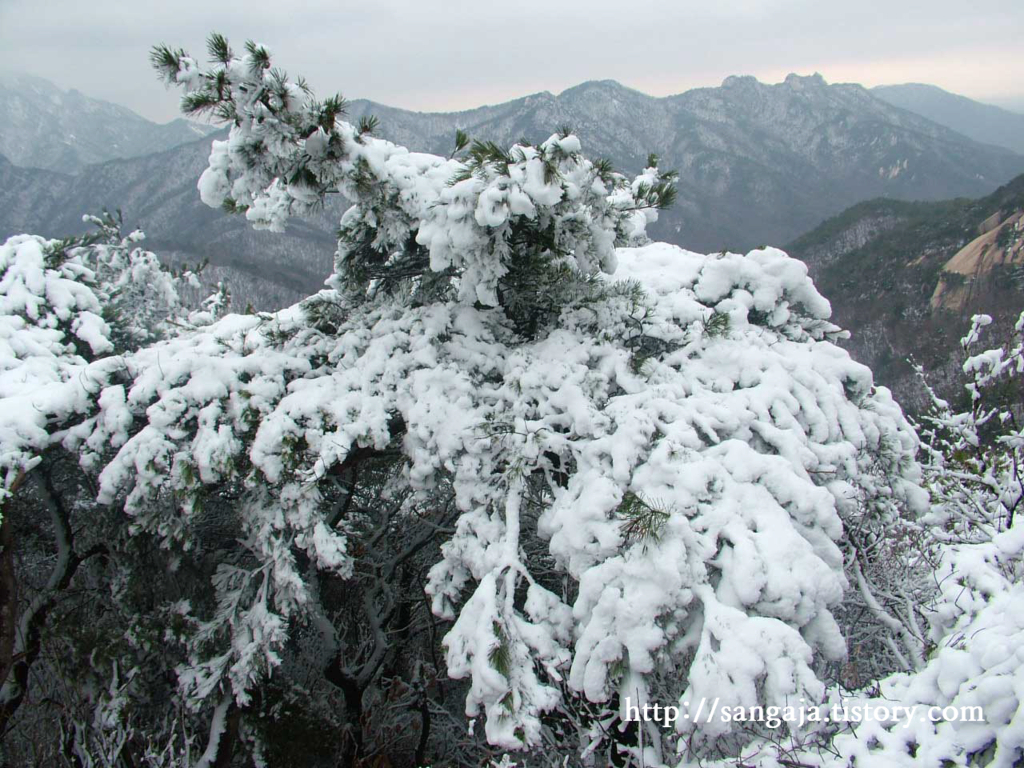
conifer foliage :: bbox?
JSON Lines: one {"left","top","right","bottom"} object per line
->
{"left": 0, "top": 34, "right": 937, "bottom": 767}
{"left": 0, "top": 213, "right": 188, "bottom": 509}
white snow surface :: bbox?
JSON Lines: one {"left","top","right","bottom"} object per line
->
{"left": 0, "top": 229, "right": 183, "bottom": 505}
{"left": 0, "top": 232, "right": 926, "bottom": 748}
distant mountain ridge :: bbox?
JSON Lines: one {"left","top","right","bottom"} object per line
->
{"left": 1, "top": 73, "right": 1023, "bottom": 312}
{"left": 873, "top": 83, "right": 1024, "bottom": 155}
{"left": 347, "top": 73, "right": 1024, "bottom": 252}
{"left": 0, "top": 73, "right": 219, "bottom": 173}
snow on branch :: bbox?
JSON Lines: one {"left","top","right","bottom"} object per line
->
{"left": 151, "top": 35, "right": 675, "bottom": 311}
{"left": 0, "top": 35, "right": 932, "bottom": 761}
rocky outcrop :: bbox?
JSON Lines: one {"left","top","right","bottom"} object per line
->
{"left": 787, "top": 175, "right": 1024, "bottom": 409}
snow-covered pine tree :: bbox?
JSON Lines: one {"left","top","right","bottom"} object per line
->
{"left": 0, "top": 215, "right": 205, "bottom": 762}
{"left": 0, "top": 35, "right": 929, "bottom": 766}
{"left": 917, "top": 312, "right": 1023, "bottom": 540}
{"left": 765, "top": 314, "right": 1024, "bottom": 768}
{"left": 0, "top": 212, "right": 188, "bottom": 512}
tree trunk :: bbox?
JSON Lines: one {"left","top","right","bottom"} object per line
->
{"left": 0, "top": 514, "right": 17, "bottom": 697}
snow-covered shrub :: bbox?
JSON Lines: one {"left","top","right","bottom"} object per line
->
{"left": 54, "top": 239, "right": 926, "bottom": 763}
{"left": 0, "top": 35, "right": 932, "bottom": 767}
{"left": 827, "top": 432, "right": 937, "bottom": 686}
{"left": 0, "top": 213, "right": 187, "bottom": 510}
{"left": 863, "top": 311, "right": 1024, "bottom": 767}
{"left": 149, "top": 37, "right": 932, "bottom": 761}
{"left": 918, "top": 312, "right": 1023, "bottom": 542}
{"left": 718, "top": 313, "right": 1024, "bottom": 768}
{"left": 0, "top": 214, "right": 207, "bottom": 765}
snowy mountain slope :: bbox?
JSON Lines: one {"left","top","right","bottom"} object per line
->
{"left": 874, "top": 83, "right": 1024, "bottom": 155}
{"left": 0, "top": 73, "right": 219, "bottom": 173}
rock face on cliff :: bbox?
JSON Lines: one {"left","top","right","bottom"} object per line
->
{"left": 787, "top": 174, "right": 1024, "bottom": 408}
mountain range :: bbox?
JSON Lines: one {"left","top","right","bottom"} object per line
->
{"left": 1, "top": 73, "right": 1022, "bottom": 322}
{"left": 872, "top": 83, "right": 1024, "bottom": 156}
{"left": 0, "top": 73, "right": 219, "bottom": 174}
{"left": 346, "top": 74, "right": 1024, "bottom": 252}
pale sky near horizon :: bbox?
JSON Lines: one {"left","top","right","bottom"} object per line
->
{"left": 1, "top": 0, "right": 1022, "bottom": 122}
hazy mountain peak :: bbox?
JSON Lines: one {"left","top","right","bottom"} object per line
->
{"left": 0, "top": 72, "right": 219, "bottom": 174}
{"left": 718, "top": 72, "right": 833, "bottom": 98}
{"left": 721, "top": 74, "right": 760, "bottom": 89}
{"left": 520, "top": 90, "right": 557, "bottom": 105}
{"left": 783, "top": 72, "right": 828, "bottom": 88}
{"left": 0, "top": 71, "right": 60, "bottom": 92}
{"left": 872, "top": 82, "right": 1024, "bottom": 154}
{"left": 558, "top": 79, "right": 641, "bottom": 98}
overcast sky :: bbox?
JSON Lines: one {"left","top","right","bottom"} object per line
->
{"left": 1, "top": 0, "right": 1022, "bottom": 122}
